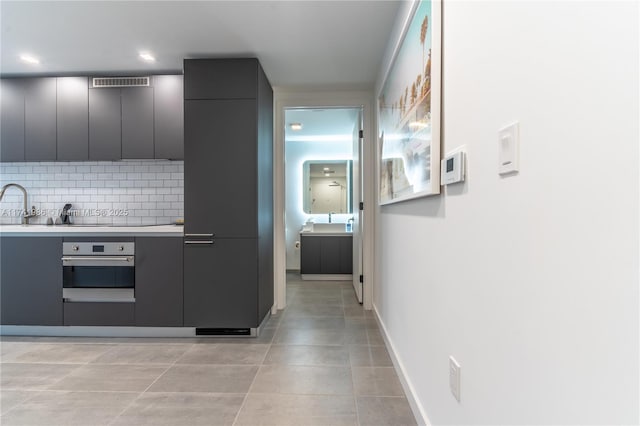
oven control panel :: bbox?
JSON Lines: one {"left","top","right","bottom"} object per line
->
{"left": 63, "top": 242, "right": 135, "bottom": 256}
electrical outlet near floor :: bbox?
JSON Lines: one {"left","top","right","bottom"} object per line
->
{"left": 449, "top": 356, "right": 461, "bottom": 402}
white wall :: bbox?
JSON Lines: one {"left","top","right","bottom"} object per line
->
{"left": 0, "top": 160, "right": 183, "bottom": 225}
{"left": 285, "top": 140, "right": 352, "bottom": 269}
{"left": 374, "top": 1, "right": 639, "bottom": 424}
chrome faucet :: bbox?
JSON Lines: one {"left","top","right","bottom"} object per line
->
{"left": 328, "top": 212, "right": 333, "bottom": 223}
{"left": 0, "top": 183, "right": 36, "bottom": 224}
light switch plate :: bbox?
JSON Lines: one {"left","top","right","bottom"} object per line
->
{"left": 449, "top": 356, "right": 461, "bottom": 402}
{"left": 498, "top": 122, "right": 519, "bottom": 175}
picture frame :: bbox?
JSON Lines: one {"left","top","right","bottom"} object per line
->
{"left": 377, "top": 0, "right": 442, "bottom": 205}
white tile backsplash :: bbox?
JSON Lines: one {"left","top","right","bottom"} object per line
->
{"left": 0, "top": 160, "right": 184, "bottom": 225}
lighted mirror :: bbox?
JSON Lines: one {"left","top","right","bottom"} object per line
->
{"left": 302, "top": 160, "right": 353, "bottom": 214}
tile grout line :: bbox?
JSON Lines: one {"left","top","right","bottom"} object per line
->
{"left": 0, "top": 343, "right": 115, "bottom": 418}
{"left": 105, "top": 342, "right": 196, "bottom": 426}
{"left": 0, "top": 388, "right": 41, "bottom": 419}
{"left": 230, "top": 309, "right": 281, "bottom": 426}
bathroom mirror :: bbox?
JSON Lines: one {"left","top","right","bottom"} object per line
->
{"left": 302, "top": 160, "right": 353, "bottom": 214}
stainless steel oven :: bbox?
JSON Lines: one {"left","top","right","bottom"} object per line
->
{"left": 62, "top": 242, "right": 135, "bottom": 303}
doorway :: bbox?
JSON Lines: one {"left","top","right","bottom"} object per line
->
{"left": 273, "top": 90, "right": 374, "bottom": 313}
{"left": 283, "top": 107, "right": 364, "bottom": 303}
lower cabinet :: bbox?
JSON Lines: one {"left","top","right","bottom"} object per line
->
{"left": 184, "top": 238, "right": 258, "bottom": 328}
{"left": 300, "top": 235, "right": 353, "bottom": 275}
{"left": 64, "top": 302, "right": 134, "bottom": 326}
{"left": 1, "top": 237, "right": 63, "bottom": 325}
{"left": 135, "top": 237, "right": 183, "bottom": 327}
{"left": 0, "top": 235, "right": 185, "bottom": 328}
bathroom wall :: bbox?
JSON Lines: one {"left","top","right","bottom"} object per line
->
{"left": 285, "top": 140, "right": 352, "bottom": 270}
{"left": 0, "top": 160, "right": 184, "bottom": 225}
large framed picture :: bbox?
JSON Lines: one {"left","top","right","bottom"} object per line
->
{"left": 378, "top": 0, "right": 442, "bottom": 205}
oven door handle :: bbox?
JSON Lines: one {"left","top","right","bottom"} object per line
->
{"left": 61, "top": 256, "right": 133, "bottom": 263}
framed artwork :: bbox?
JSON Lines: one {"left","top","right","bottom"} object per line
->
{"left": 378, "top": 0, "right": 442, "bottom": 205}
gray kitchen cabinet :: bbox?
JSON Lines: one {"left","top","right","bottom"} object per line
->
{"left": 57, "top": 77, "right": 89, "bottom": 161}
{"left": 183, "top": 58, "right": 273, "bottom": 332}
{"left": 184, "top": 239, "right": 258, "bottom": 328}
{"left": 184, "top": 59, "right": 258, "bottom": 100}
{"left": 89, "top": 87, "right": 121, "bottom": 160}
{"left": 1, "top": 75, "right": 183, "bottom": 162}
{"left": 121, "top": 87, "right": 154, "bottom": 159}
{"left": 300, "top": 235, "right": 353, "bottom": 275}
{"left": 153, "top": 75, "right": 183, "bottom": 159}
{"left": 63, "top": 302, "right": 134, "bottom": 326}
{"left": 0, "top": 237, "right": 63, "bottom": 326}
{"left": 135, "top": 237, "right": 183, "bottom": 327}
{"left": 89, "top": 85, "right": 155, "bottom": 160}
{"left": 0, "top": 78, "right": 25, "bottom": 162}
{"left": 184, "top": 99, "right": 257, "bottom": 238}
{"left": 24, "top": 77, "right": 57, "bottom": 161}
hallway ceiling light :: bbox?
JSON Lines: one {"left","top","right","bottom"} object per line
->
{"left": 286, "top": 134, "right": 352, "bottom": 143}
{"left": 19, "top": 54, "right": 40, "bottom": 65}
{"left": 289, "top": 123, "right": 303, "bottom": 131}
{"left": 139, "top": 52, "right": 156, "bottom": 62}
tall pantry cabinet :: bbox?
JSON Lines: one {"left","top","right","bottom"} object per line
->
{"left": 183, "top": 59, "right": 274, "bottom": 332}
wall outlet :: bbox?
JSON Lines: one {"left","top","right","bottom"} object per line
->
{"left": 449, "top": 356, "right": 461, "bottom": 402}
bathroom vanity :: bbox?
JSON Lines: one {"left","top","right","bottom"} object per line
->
{"left": 299, "top": 223, "right": 353, "bottom": 280}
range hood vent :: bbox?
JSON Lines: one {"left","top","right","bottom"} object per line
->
{"left": 92, "top": 77, "right": 150, "bottom": 88}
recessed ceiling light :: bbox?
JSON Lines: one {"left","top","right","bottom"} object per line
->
{"left": 139, "top": 52, "right": 156, "bottom": 62}
{"left": 20, "top": 54, "right": 40, "bottom": 65}
{"left": 323, "top": 167, "right": 330, "bottom": 171}
{"left": 289, "top": 123, "right": 303, "bottom": 131}
{"left": 324, "top": 173, "right": 331, "bottom": 177}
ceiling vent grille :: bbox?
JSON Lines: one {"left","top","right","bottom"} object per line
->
{"left": 92, "top": 77, "right": 150, "bottom": 88}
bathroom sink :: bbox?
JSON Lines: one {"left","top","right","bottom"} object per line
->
{"left": 303, "top": 223, "right": 349, "bottom": 233}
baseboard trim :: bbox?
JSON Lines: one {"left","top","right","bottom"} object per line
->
{"left": 373, "top": 304, "right": 432, "bottom": 426}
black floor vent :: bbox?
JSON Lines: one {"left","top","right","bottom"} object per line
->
{"left": 195, "top": 328, "right": 251, "bottom": 336}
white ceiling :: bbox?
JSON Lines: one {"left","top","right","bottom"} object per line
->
{"left": 285, "top": 108, "right": 359, "bottom": 141}
{"left": 0, "top": 1, "right": 401, "bottom": 88}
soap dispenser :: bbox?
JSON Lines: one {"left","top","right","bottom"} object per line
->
{"left": 346, "top": 217, "right": 354, "bottom": 232}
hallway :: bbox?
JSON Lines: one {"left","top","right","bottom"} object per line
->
{"left": 0, "top": 274, "right": 416, "bottom": 425}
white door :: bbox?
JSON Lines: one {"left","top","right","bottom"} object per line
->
{"left": 352, "top": 109, "right": 364, "bottom": 303}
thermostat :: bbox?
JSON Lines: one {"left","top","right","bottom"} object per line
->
{"left": 441, "top": 150, "right": 466, "bottom": 185}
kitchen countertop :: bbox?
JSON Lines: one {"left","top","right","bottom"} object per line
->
{"left": 0, "top": 224, "right": 184, "bottom": 237}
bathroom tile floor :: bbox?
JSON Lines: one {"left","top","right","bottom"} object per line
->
{"left": 0, "top": 272, "right": 416, "bottom": 426}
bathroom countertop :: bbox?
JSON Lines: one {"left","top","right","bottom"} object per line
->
{"left": 0, "top": 224, "right": 184, "bottom": 237}
{"left": 299, "top": 231, "right": 353, "bottom": 237}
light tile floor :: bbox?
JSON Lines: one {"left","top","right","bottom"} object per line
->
{"left": 0, "top": 272, "right": 417, "bottom": 426}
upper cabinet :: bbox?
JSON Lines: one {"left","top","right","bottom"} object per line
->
{"left": 153, "top": 75, "right": 183, "bottom": 160}
{"left": 0, "top": 79, "right": 26, "bottom": 162}
{"left": 88, "top": 87, "right": 121, "bottom": 160}
{"left": 121, "top": 86, "right": 154, "bottom": 159}
{"left": 24, "top": 78, "right": 57, "bottom": 161}
{"left": 0, "top": 75, "right": 184, "bottom": 162}
{"left": 2, "top": 77, "right": 59, "bottom": 162}
{"left": 57, "top": 77, "right": 89, "bottom": 161}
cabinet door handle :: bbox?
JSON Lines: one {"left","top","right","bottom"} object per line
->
{"left": 185, "top": 233, "right": 214, "bottom": 237}
{"left": 184, "top": 240, "right": 214, "bottom": 245}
